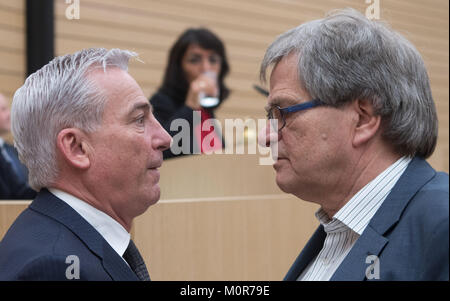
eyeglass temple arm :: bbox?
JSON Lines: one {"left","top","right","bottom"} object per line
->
{"left": 253, "top": 84, "right": 269, "bottom": 97}
{"left": 282, "top": 99, "right": 323, "bottom": 113}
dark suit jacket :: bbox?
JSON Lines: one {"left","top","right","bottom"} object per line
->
{"left": 2, "top": 143, "right": 29, "bottom": 184}
{"left": 0, "top": 150, "right": 36, "bottom": 200}
{"left": 0, "top": 189, "right": 139, "bottom": 280}
{"left": 150, "top": 91, "right": 224, "bottom": 159}
{"left": 284, "top": 157, "right": 449, "bottom": 281}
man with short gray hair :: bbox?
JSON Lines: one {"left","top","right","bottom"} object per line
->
{"left": 259, "top": 8, "right": 448, "bottom": 280}
{"left": 0, "top": 48, "right": 172, "bottom": 280}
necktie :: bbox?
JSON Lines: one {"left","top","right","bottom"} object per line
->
{"left": 123, "top": 240, "right": 150, "bottom": 281}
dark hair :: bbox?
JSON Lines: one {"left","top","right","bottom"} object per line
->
{"left": 158, "top": 28, "right": 230, "bottom": 106}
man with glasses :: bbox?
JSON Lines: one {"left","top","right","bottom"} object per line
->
{"left": 259, "top": 9, "right": 448, "bottom": 280}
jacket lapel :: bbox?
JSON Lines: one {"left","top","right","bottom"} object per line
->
{"left": 330, "top": 226, "right": 387, "bottom": 280}
{"left": 331, "top": 157, "right": 436, "bottom": 280}
{"left": 30, "top": 189, "right": 138, "bottom": 281}
{"left": 101, "top": 242, "right": 139, "bottom": 281}
{"left": 284, "top": 226, "right": 326, "bottom": 280}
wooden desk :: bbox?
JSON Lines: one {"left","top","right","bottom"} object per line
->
{"left": 132, "top": 154, "right": 319, "bottom": 280}
{"left": 0, "top": 201, "right": 30, "bottom": 239}
{"left": 0, "top": 154, "right": 319, "bottom": 280}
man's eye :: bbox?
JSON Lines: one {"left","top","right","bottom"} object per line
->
{"left": 136, "top": 116, "right": 145, "bottom": 125}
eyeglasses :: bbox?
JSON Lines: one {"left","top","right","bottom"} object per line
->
{"left": 266, "top": 99, "right": 325, "bottom": 131}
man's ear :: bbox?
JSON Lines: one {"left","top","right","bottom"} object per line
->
{"left": 56, "top": 128, "right": 91, "bottom": 170}
{"left": 352, "top": 99, "right": 381, "bottom": 148}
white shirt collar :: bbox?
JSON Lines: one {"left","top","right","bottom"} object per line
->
{"left": 0, "top": 137, "right": 5, "bottom": 147}
{"left": 316, "top": 156, "right": 412, "bottom": 235}
{"left": 48, "top": 188, "right": 130, "bottom": 257}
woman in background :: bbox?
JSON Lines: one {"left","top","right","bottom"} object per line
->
{"left": 150, "top": 28, "right": 230, "bottom": 159}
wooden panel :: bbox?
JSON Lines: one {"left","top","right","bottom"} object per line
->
{"left": 0, "top": 197, "right": 319, "bottom": 281}
{"left": 0, "top": 201, "right": 30, "bottom": 240}
{"left": 0, "top": 5, "right": 24, "bottom": 29}
{"left": 157, "top": 154, "right": 283, "bottom": 200}
{"left": 0, "top": 27, "right": 24, "bottom": 51}
{"left": 53, "top": 0, "right": 448, "bottom": 173}
{"left": 0, "top": 0, "right": 447, "bottom": 281}
{"left": 0, "top": 155, "right": 320, "bottom": 281}
{"left": 132, "top": 154, "right": 319, "bottom": 280}
{"left": 0, "top": 0, "right": 24, "bottom": 144}
{"left": 0, "top": 50, "right": 25, "bottom": 75}
{"left": 133, "top": 195, "right": 319, "bottom": 280}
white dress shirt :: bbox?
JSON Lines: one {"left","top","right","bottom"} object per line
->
{"left": 299, "top": 156, "right": 412, "bottom": 281}
{"left": 48, "top": 188, "right": 130, "bottom": 259}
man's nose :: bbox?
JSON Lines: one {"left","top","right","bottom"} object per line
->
{"left": 258, "top": 121, "right": 279, "bottom": 148}
{"left": 152, "top": 120, "right": 172, "bottom": 152}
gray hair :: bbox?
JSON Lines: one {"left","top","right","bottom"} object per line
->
{"left": 260, "top": 8, "right": 437, "bottom": 158}
{"left": 11, "top": 48, "right": 138, "bottom": 191}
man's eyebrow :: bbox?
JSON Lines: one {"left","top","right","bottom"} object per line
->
{"left": 266, "top": 97, "right": 297, "bottom": 110}
{"left": 128, "top": 102, "right": 150, "bottom": 115}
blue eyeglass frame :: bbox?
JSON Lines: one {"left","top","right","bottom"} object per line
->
{"left": 268, "top": 99, "right": 325, "bottom": 131}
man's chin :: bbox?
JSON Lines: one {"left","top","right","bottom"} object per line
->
{"left": 147, "top": 187, "right": 161, "bottom": 206}
{"left": 134, "top": 189, "right": 161, "bottom": 215}
{"left": 275, "top": 174, "right": 292, "bottom": 194}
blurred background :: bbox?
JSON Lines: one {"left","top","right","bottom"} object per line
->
{"left": 0, "top": 0, "right": 448, "bottom": 280}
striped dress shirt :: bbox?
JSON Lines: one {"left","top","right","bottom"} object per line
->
{"left": 298, "top": 156, "right": 412, "bottom": 281}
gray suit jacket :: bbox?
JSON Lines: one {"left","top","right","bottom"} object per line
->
{"left": 284, "top": 157, "right": 449, "bottom": 281}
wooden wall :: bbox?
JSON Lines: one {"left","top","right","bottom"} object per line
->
{"left": 52, "top": 0, "right": 449, "bottom": 172}
{"left": 0, "top": 0, "right": 448, "bottom": 280}
{"left": 0, "top": 0, "right": 24, "bottom": 142}
{"left": 132, "top": 154, "right": 320, "bottom": 280}
{"left": 0, "top": 0, "right": 448, "bottom": 170}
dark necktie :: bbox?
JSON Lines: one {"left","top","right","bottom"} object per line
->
{"left": 123, "top": 240, "right": 151, "bottom": 281}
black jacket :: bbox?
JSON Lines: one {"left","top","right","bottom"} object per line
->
{"left": 150, "top": 91, "right": 224, "bottom": 159}
{"left": 0, "top": 150, "right": 36, "bottom": 199}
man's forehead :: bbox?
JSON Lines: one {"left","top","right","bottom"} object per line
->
{"left": 89, "top": 68, "right": 142, "bottom": 99}
{"left": 87, "top": 66, "right": 128, "bottom": 84}
{"left": 270, "top": 55, "right": 300, "bottom": 83}
{"left": 268, "top": 63, "right": 306, "bottom": 106}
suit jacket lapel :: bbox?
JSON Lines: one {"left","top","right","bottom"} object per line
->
{"left": 331, "top": 157, "right": 436, "bottom": 280}
{"left": 101, "top": 242, "right": 139, "bottom": 281}
{"left": 30, "top": 189, "right": 138, "bottom": 281}
{"left": 284, "top": 226, "right": 326, "bottom": 280}
{"left": 330, "top": 226, "right": 387, "bottom": 280}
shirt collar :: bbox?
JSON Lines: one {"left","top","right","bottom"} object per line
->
{"left": 48, "top": 188, "right": 130, "bottom": 257}
{"left": 316, "top": 156, "right": 412, "bottom": 235}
